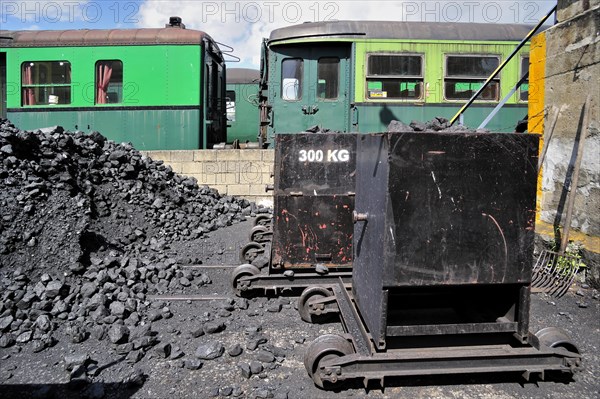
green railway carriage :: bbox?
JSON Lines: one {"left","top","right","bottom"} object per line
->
{"left": 0, "top": 18, "right": 226, "bottom": 150}
{"left": 226, "top": 68, "right": 260, "bottom": 147}
{"left": 260, "top": 20, "right": 532, "bottom": 144}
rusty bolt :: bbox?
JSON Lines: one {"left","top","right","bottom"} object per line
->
{"left": 353, "top": 211, "right": 368, "bottom": 223}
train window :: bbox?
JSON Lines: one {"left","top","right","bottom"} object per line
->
{"left": 281, "top": 58, "right": 303, "bottom": 101}
{"left": 226, "top": 90, "right": 236, "bottom": 122}
{"left": 366, "top": 54, "right": 423, "bottom": 100}
{"left": 520, "top": 56, "right": 529, "bottom": 101}
{"left": 317, "top": 58, "right": 339, "bottom": 100}
{"left": 21, "top": 61, "right": 71, "bottom": 106}
{"left": 444, "top": 55, "right": 500, "bottom": 101}
{"left": 95, "top": 60, "right": 123, "bottom": 104}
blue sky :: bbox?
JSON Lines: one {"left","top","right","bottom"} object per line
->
{"left": 1, "top": 1, "right": 557, "bottom": 68}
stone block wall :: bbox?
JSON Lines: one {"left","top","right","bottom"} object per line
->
{"left": 142, "top": 149, "right": 274, "bottom": 207}
{"left": 529, "top": 0, "right": 599, "bottom": 273}
{"left": 557, "top": 0, "right": 600, "bottom": 21}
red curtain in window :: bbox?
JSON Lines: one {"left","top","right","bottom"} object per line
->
{"left": 96, "top": 62, "right": 113, "bottom": 104}
{"left": 22, "top": 64, "right": 35, "bottom": 105}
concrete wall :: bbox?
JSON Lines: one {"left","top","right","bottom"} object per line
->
{"left": 143, "top": 149, "right": 274, "bottom": 207}
{"left": 529, "top": 0, "right": 599, "bottom": 283}
{"left": 558, "top": 0, "right": 600, "bottom": 21}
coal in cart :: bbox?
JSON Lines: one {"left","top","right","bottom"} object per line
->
{"left": 303, "top": 131, "right": 581, "bottom": 389}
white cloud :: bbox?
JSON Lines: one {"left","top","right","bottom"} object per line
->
{"left": 136, "top": 1, "right": 556, "bottom": 68}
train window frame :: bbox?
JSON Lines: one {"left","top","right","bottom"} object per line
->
{"left": 281, "top": 58, "right": 303, "bottom": 101}
{"left": 519, "top": 55, "right": 529, "bottom": 102}
{"left": 95, "top": 60, "right": 123, "bottom": 105}
{"left": 365, "top": 53, "right": 424, "bottom": 101}
{"left": 443, "top": 54, "right": 501, "bottom": 102}
{"left": 317, "top": 57, "right": 339, "bottom": 101}
{"left": 21, "top": 60, "right": 71, "bottom": 106}
{"left": 226, "top": 89, "right": 236, "bottom": 122}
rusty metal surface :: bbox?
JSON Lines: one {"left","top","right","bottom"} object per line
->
{"left": 353, "top": 132, "right": 539, "bottom": 346}
{"left": 317, "top": 343, "right": 580, "bottom": 385}
{"left": 332, "top": 281, "right": 371, "bottom": 356}
{"left": 269, "top": 20, "right": 536, "bottom": 44}
{"left": 273, "top": 195, "right": 354, "bottom": 268}
{"left": 272, "top": 133, "right": 356, "bottom": 269}
{"left": 0, "top": 27, "right": 209, "bottom": 47}
{"left": 237, "top": 271, "right": 352, "bottom": 292}
{"left": 354, "top": 132, "right": 539, "bottom": 286}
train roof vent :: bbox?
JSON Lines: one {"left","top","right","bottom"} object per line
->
{"left": 167, "top": 16, "right": 186, "bottom": 29}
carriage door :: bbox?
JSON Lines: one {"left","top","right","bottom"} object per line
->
{"left": 203, "top": 48, "right": 226, "bottom": 148}
{"left": 278, "top": 45, "right": 350, "bottom": 132}
{"left": 0, "top": 52, "right": 6, "bottom": 119}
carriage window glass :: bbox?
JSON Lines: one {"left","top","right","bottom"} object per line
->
{"left": 95, "top": 60, "right": 123, "bottom": 104}
{"left": 226, "top": 90, "right": 236, "bottom": 122}
{"left": 444, "top": 55, "right": 500, "bottom": 101}
{"left": 317, "top": 57, "right": 339, "bottom": 100}
{"left": 520, "top": 56, "right": 529, "bottom": 101}
{"left": 217, "top": 64, "right": 225, "bottom": 115}
{"left": 366, "top": 54, "right": 423, "bottom": 100}
{"left": 281, "top": 58, "right": 303, "bottom": 101}
{"left": 21, "top": 61, "right": 71, "bottom": 106}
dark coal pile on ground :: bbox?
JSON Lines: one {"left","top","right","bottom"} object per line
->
{"left": 0, "top": 119, "right": 256, "bottom": 272}
{"left": 0, "top": 118, "right": 268, "bottom": 360}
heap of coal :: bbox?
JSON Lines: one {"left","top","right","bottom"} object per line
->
{"left": 305, "top": 117, "right": 493, "bottom": 135}
{"left": 0, "top": 119, "right": 259, "bottom": 351}
{"left": 387, "top": 117, "right": 491, "bottom": 133}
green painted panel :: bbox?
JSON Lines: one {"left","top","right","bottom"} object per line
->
{"left": 226, "top": 82, "right": 260, "bottom": 143}
{"left": 400, "top": 82, "right": 417, "bottom": 91}
{"left": 5, "top": 45, "right": 202, "bottom": 108}
{"left": 7, "top": 109, "right": 202, "bottom": 150}
{"left": 368, "top": 81, "right": 382, "bottom": 90}
{"left": 456, "top": 82, "right": 483, "bottom": 91}
{"left": 267, "top": 45, "right": 350, "bottom": 142}
{"left": 355, "top": 103, "right": 527, "bottom": 133}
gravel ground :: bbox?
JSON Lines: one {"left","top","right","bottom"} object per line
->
{"left": 1, "top": 218, "right": 598, "bottom": 399}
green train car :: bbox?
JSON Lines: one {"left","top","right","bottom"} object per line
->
{"left": 260, "top": 21, "right": 532, "bottom": 144}
{"left": 226, "top": 68, "right": 260, "bottom": 147}
{"left": 0, "top": 17, "right": 226, "bottom": 150}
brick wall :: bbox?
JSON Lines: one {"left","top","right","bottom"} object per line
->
{"left": 142, "top": 149, "right": 274, "bottom": 207}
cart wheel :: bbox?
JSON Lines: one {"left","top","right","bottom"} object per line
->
{"left": 239, "top": 241, "right": 264, "bottom": 263}
{"left": 535, "top": 327, "right": 580, "bottom": 354}
{"left": 249, "top": 225, "right": 270, "bottom": 243}
{"left": 231, "top": 264, "right": 260, "bottom": 294}
{"left": 304, "top": 334, "right": 354, "bottom": 389}
{"left": 254, "top": 214, "right": 272, "bottom": 227}
{"left": 298, "top": 286, "right": 333, "bottom": 323}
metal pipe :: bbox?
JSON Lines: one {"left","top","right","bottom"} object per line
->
{"left": 478, "top": 72, "right": 529, "bottom": 129}
{"left": 449, "top": 4, "right": 557, "bottom": 126}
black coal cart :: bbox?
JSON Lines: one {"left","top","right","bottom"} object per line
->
{"left": 231, "top": 133, "right": 356, "bottom": 296}
{"left": 303, "top": 132, "right": 581, "bottom": 389}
